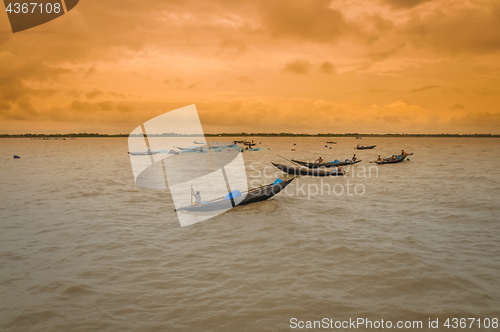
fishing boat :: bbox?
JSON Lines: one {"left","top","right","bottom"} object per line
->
{"left": 176, "top": 177, "right": 296, "bottom": 212}
{"left": 175, "top": 143, "right": 237, "bottom": 151}
{"left": 128, "top": 151, "right": 158, "bottom": 156}
{"left": 374, "top": 153, "right": 413, "bottom": 164}
{"left": 193, "top": 141, "right": 206, "bottom": 144}
{"left": 326, "top": 141, "right": 336, "bottom": 144}
{"left": 128, "top": 149, "right": 173, "bottom": 155}
{"left": 271, "top": 162, "right": 345, "bottom": 176}
{"left": 233, "top": 140, "right": 244, "bottom": 144}
{"left": 291, "top": 159, "right": 361, "bottom": 168}
{"left": 356, "top": 145, "right": 376, "bottom": 150}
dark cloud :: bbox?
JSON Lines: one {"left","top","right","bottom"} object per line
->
{"left": 404, "top": 4, "right": 500, "bottom": 54}
{"left": 284, "top": 60, "right": 311, "bottom": 75}
{"left": 86, "top": 90, "right": 104, "bottom": 99}
{"left": 117, "top": 104, "right": 133, "bottom": 112}
{"left": 188, "top": 82, "right": 202, "bottom": 89}
{"left": 108, "top": 91, "right": 127, "bottom": 99}
{"left": 319, "top": 61, "right": 335, "bottom": 75}
{"left": 260, "top": 0, "right": 352, "bottom": 43}
{"left": 449, "top": 111, "right": 500, "bottom": 128}
{"left": 381, "top": 0, "right": 433, "bottom": 9}
{"left": 70, "top": 100, "right": 114, "bottom": 112}
{"left": 449, "top": 104, "right": 464, "bottom": 110}
{"left": 411, "top": 85, "right": 440, "bottom": 93}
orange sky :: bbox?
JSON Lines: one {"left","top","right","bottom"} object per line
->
{"left": 1, "top": 0, "right": 500, "bottom": 134}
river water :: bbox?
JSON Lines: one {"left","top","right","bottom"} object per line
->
{"left": 1, "top": 137, "right": 499, "bottom": 331}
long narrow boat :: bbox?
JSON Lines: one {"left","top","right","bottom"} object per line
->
{"left": 356, "top": 145, "right": 376, "bottom": 150}
{"left": 176, "top": 177, "right": 295, "bottom": 212}
{"left": 374, "top": 153, "right": 413, "bottom": 164}
{"left": 272, "top": 162, "right": 345, "bottom": 176}
{"left": 128, "top": 149, "right": 174, "bottom": 155}
{"left": 175, "top": 143, "right": 237, "bottom": 151}
{"left": 193, "top": 141, "right": 206, "bottom": 144}
{"left": 128, "top": 151, "right": 158, "bottom": 156}
{"left": 326, "top": 141, "right": 336, "bottom": 144}
{"left": 292, "top": 159, "right": 361, "bottom": 168}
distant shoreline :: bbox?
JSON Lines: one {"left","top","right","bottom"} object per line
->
{"left": 1, "top": 133, "right": 499, "bottom": 138}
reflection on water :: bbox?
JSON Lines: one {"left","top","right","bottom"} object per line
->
{"left": 0, "top": 137, "right": 499, "bottom": 331}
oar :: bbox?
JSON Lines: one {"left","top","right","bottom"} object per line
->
{"left": 277, "top": 155, "right": 302, "bottom": 166}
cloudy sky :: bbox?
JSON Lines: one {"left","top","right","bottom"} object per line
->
{"left": 1, "top": 0, "right": 499, "bottom": 134}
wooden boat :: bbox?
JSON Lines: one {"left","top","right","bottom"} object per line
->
{"left": 356, "top": 145, "right": 376, "bottom": 150}
{"left": 291, "top": 159, "right": 361, "bottom": 168}
{"left": 374, "top": 153, "right": 413, "bottom": 164}
{"left": 193, "top": 141, "right": 206, "bottom": 144}
{"left": 175, "top": 144, "right": 236, "bottom": 151}
{"left": 128, "top": 151, "right": 158, "bottom": 156}
{"left": 271, "top": 162, "right": 345, "bottom": 176}
{"left": 233, "top": 140, "right": 244, "bottom": 144}
{"left": 326, "top": 141, "right": 336, "bottom": 144}
{"left": 176, "top": 177, "right": 295, "bottom": 212}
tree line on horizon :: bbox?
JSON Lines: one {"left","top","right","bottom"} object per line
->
{"left": 0, "top": 133, "right": 498, "bottom": 138}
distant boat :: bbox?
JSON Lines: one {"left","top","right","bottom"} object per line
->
{"left": 356, "top": 137, "right": 362, "bottom": 139}
{"left": 193, "top": 141, "right": 206, "bottom": 144}
{"left": 374, "top": 153, "right": 413, "bottom": 164}
{"left": 326, "top": 141, "right": 336, "bottom": 144}
{"left": 128, "top": 150, "right": 158, "bottom": 156}
{"left": 356, "top": 145, "right": 376, "bottom": 150}
{"left": 292, "top": 159, "right": 361, "bottom": 168}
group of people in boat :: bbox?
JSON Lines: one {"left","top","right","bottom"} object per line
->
{"left": 376, "top": 150, "right": 407, "bottom": 162}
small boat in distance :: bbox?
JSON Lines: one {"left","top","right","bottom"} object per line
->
{"left": 374, "top": 153, "right": 413, "bottom": 164}
{"left": 292, "top": 159, "right": 361, "bottom": 168}
{"left": 193, "top": 141, "right": 206, "bottom": 144}
{"left": 128, "top": 149, "right": 159, "bottom": 155}
{"left": 271, "top": 162, "right": 345, "bottom": 176}
{"left": 326, "top": 141, "right": 336, "bottom": 144}
{"left": 176, "top": 177, "right": 295, "bottom": 212}
{"left": 356, "top": 145, "right": 376, "bottom": 150}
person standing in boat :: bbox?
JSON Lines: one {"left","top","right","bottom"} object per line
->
{"left": 377, "top": 155, "right": 382, "bottom": 162}
{"left": 401, "top": 150, "right": 407, "bottom": 157}
{"left": 191, "top": 188, "right": 201, "bottom": 206}
{"left": 352, "top": 154, "right": 357, "bottom": 163}
{"left": 315, "top": 157, "right": 323, "bottom": 164}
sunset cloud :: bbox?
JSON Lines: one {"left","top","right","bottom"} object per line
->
{"left": 284, "top": 60, "right": 311, "bottom": 75}
{"left": 0, "top": 0, "right": 499, "bottom": 134}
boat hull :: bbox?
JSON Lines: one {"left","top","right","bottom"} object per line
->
{"left": 374, "top": 153, "right": 413, "bottom": 164}
{"left": 292, "top": 159, "right": 361, "bottom": 168}
{"left": 356, "top": 145, "right": 376, "bottom": 150}
{"left": 177, "top": 177, "right": 295, "bottom": 212}
{"left": 272, "top": 163, "right": 345, "bottom": 176}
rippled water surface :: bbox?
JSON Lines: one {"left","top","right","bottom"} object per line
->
{"left": 1, "top": 137, "right": 499, "bottom": 331}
